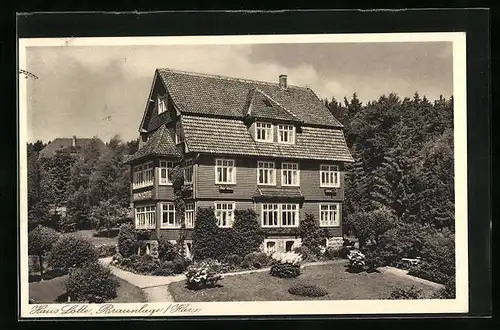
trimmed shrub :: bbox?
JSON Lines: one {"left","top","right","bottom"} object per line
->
{"left": 49, "top": 235, "right": 98, "bottom": 270}
{"left": 131, "top": 254, "right": 160, "bottom": 274}
{"left": 388, "top": 286, "right": 424, "bottom": 300}
{"left": 96, "top": 243, "right": 117, "bottom": 258}
{"left": 192, "top": 207, "right": 219, "bottom": 261}
{"left": 28, "top": 225, "right": 61, "bottom": 276}
{"left": 172, "top": 256, "right": 191, "bottom": 274}
{"left": 288, "top": 283, "right": 328, "bottom": 297}
{"left": 214, "top": 227, "right": 238, "bottom": 260}
{"left": 117, "top": 223, "right": 136, "bottom": 258}
{"left": 184, "top": 259, "right": 223, "bottom": 290}
{"left": 158, "top": 236, "right": 178, "bottom": 261}
{"left": 66, "top": 261, "right": 118, "bottom": 303}
{"left": 232, "top": 209, "right": 265, "bottom": 258}
{"left": 241, "top": 251, "right": 270, "bottom": 269}
{"left": 269, "top": 252, "right": 302, "bottom": 278}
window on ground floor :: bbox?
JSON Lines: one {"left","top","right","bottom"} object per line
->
{"left": 261, "top": 203, "right": 299, "bottom": 228}
{"left": 185, "top": 203, "right": 195, "bottom": 228}
{"left": 135, "top": 205, "right": 156, "bottom": 229}
{"left": 160, "top": 203, "right": 178, "bottom": 228}
{"left": 319, "top": 203, "right": 340, "bottom": 227}
{"left": 214, "top": 202, "right": 235, "bottom": 228}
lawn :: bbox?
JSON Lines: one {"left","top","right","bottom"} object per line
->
{"left": 65, "top": 229, "right": 118, "bottom": 246}
{"left": 168, "top": 262, "right": 438, "bottom": 302}
{"left": 29, "top": 275, "right": 146, "bottom": 304}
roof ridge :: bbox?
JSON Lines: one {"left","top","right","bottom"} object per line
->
{"left": 158, "top": 68, "right": 307, "bottom": 90}
{"left": 254, "top": 88, "right": 301, "bottom": 121}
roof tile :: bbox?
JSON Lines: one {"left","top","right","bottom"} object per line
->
{"left": 126, "top": 125, "right": 181, "bottom": 163}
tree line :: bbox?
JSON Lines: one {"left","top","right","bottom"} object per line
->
{"left": 27, "top": 136, "right": 139, "bottom": 235}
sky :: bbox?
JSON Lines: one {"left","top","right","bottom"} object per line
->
{"left": 24, "top": 41, "right": 453, "bottom": 143}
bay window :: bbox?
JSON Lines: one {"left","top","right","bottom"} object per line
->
{"left": 282, "top": 162, "right": 299, "bottom": 186}
{"left": 257, "top": 161, "right": 276, "bottom": 185}
{"left": 159, "top": 160, "right": 174, "bottom": 185}
{"left": 215, "top": 159, "right": 236, "bottom": 184}
{"left": 214, "top": 202, "right": 235, "bottom": 228}
{"left": 133, "top": 162, "right": 154, "bottom": 189}
{"left": 185, "top": 203, "right": 195, "bottom": 228}
{"left": 160, "top": 203, "right": 178, "bottom": 228}
{"left": 135, "top": 205, "right": 156, "bottom": 229}
{"left": 319, "top": 203, "right": 340, "bottom": 227}
{"left": 261, "top": 203, "right": 299, "bottom": 228}
{"left": 184, "top": 159, "right": 193, "bottom": 184}
{"left": 320, "top": 164, "right": 340, "bottom": 188}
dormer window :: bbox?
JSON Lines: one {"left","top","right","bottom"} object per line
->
{"left": 255, "top": 122, "right": 273, "bottom": 142}
{"left": 158, "top": 96, "right": 167, "bottom": 115}
{"left": 278, "top": 124, "right": 295, "bottom": 144}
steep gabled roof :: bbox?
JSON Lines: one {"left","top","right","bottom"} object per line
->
{"left": 245, "top": 88, "right": 301, "bottom": 123}
{"left": 157, "top": 68, "right": 343, "bottom": 128}
{"left": 125, "top": 124, "right": 181, "bottom": 164}
{"left": 181, "top": 115, "right": 354, "bottom": 162}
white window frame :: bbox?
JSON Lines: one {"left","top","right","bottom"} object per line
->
{"left": 184, "top": 159, "right": 194, "bottom": 184}
{"left": 257, "top": 161, "right": 276, "bottom": 186}
{"left": 278, "top": 124, "right": 296, "bottom": 144}
{"left": 133, "top": 162, "right": 154, "bottom": 189}
{"left": 281, "top": 204, "right": 299, "bottom": 227}
{"left": 185, "top": 203, "right": 195, "bottom": 228}
{"left": 160, "top": 203, "right": 178, "bottom": 229}
{"left": 319, "top": 203, "right": 340, "bottom": 227}
{"left": 135, "top": 205, "right": 156, "bottom": 229}
{"left": 175, "top": 121, "right": 183, "bottom": 144}
{"left": 261, "top": 203, "right": 299, "bottom": 228}
{"left": 159, "top": 160, "right": 175, "bottom": 185}
{"left": 255, "top": 122, "right": 273, "bottom": 142}
{"left": 320, "top": 164, "right": 340, "bottom": 188}
{"left": 158, "top": 96, "right": 167, "bottom": 115}
{"left": 214, "top": 202, "right": 235, "bottom": 228}
{"left": 215, "top": 159, "right": 236, "bottom": 184}
{"left": 281, "top": 162, "right": 300, "bottom": 186}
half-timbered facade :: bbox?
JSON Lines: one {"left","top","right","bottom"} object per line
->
{"left": 125, "top": 69, "right": 354, "bottom": 256}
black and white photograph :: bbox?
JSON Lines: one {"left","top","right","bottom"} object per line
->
{"left": 18, "top": 31, "right": 469, "bottom": 317}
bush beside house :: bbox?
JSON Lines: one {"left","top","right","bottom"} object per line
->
{"left": 28, "top": 225, "right": 61, "bottom": 277}
{"left": 49, "top": 235, "right": 99, "bottom": 270}
{"left": 66, "top": 261, "right": 118, "bottom": 303}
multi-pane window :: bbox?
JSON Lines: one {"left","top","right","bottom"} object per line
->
{"left": 175, "top": 121, "right": 183, "bottom": 144}
{"left": 319, "top": 203, "right": 340, "bottom": 227}
{"left": 320, "top": 164, "right": 340, "bottom": 187}
{"left": 261, "top": 203, "right": 299, "bottom": 228}
{"left": 135, "top": 205, "right": 156, "bottom": 229}
{"left": 257, "top": 161, "right": 276, "bottom": 185}
{"left": 215, "top": 159, "right": 236, "bottom": 184}
{"left": 184, "top": 159, "right": 194, "bottom": 184}
{"left": 281, "top": 204, "right": 299, "bottom": 227}
{"left": 133, "top": 162, "right": 154, "bottom": 188}
{"left": 160, "top": 203, "right": 178, "bottom": 228}
{"left": 255, "top": 122, "right": 273, "bottom": 142}
{"left": 214, "top": 202, "right": 235, "bottom": 228}
{"left": 159, "top": 160, "right": 174, "bottom": 185}
{"left": 282, "top": 162, "right": 299, "bottom": 186}
{"left": 185, "top": 203, "right": 194, "bottom": 228}
{"left": 278, "top": 124, "right": 295, "bottom": 144}
{"left": 158, "top": 96, "right": 167, "bottom": 115}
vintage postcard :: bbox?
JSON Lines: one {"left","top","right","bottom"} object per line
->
{"left": 18, "top": 32, "right": 468, "bottom": 318}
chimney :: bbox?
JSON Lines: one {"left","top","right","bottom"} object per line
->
{"left": 72, "top": 136, "right": 76, "bottom": 147}
{"left": 279, "top": 74, "right": 287, "bottom": 89}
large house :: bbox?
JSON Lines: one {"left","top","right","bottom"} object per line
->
{"left": 38, "top": 136, "right": 107, "bottom": 159}
{"left": 125, "top": 68, "right": 354, "bottom": 257}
